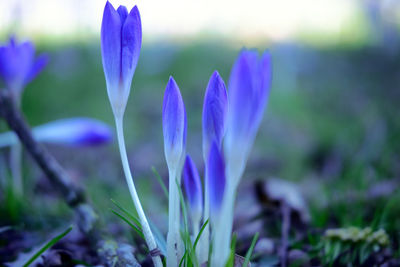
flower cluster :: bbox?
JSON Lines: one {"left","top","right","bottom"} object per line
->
{"left": 101, "top": 2, "right": 271, "bottom": 266}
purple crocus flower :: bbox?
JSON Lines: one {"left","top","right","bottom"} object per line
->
{"left": 207, "top": 141, "right": 226, "bottom": 222}
{"left": 162, "top": 76, "right": 187, "bottom": 168}
{"left": 33, "top": 118, "right": 113, "bottom": 146}
{"left": 183, "top": 155, "right": 203, "bottom": 220}
{"left": 224, "top": 49, "right": 272, "bottom": 182}
{"left": 101, "top": 1, "right": 142, "bottom": 117}
{"left": 202, "top": 70, "right": 228, "bottom": 160}
{"left": 0, "top": 118, "right": 113, "bottom": 148}
{"left": 0, "top": 37, "right": 48, "bottom": 97}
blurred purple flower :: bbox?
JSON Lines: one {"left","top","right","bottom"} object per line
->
{"left": 0, "top": 118, "right": 113, "bottom": 148}
{"left": 183, "top": 155, "right": 203, "bottom": 219}
{"left": 101, "top": 1, "right": 142, "bottom": 117}
{"left": 202, "top": 71, "right": 228, "bottom": 160}
{"left": 162, "top": 76, "right": 187, "bottom": 168}
{"left": 0, "top": 37, "right": 48, "bottom": 97}
{"left": 224, "top": 49, "right": 272, "bottom": 179}
{"left": 207, "top": 141, "right": 226, "bottom": 221}
{"left": 33, "top": 118, "right": 113, "bottom": 146}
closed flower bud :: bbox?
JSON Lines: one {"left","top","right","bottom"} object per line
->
{"left": 162, "top": 76, "right": 187, "bottom": 169}
{"left": 0, "top": 118, "right": 112, "bottom": 148}
{"left": 183, "top": 155, "right": 203, "bottom": 220}
{"left": 202, "top": 70, "right": 228, "bottom": 160}
{"left": 207, "top": 141, "right": 226, "bottom": 222}
{"left": 224, "top": 49, "right": 272, "bottom": 182}
{"left": 101, "top": 1, "right": 142, "bottom": 117}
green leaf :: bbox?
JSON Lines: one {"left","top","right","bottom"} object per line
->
{"left": 111, "top": 209, "right": 145, "bottom": 240}
{"left": 193, "top": 219, "right": 209, "bottom": 251}
{"left": 242, "top": 232, "right": 259, "bottom": 267}
{"left": 110, "top": 198, "right": 142, "bottom": 231}
{"left": 225, "top": 233, "right": 237, "bottom": 267}
{"left": 23, "top": 226, "right": 73, "bottom": 267}
{"left": 152, "top": 166, "right": 169, "bottom": 199}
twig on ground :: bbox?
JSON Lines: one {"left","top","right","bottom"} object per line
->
{"left": 0, "top": 89, "right": 95, "bottom": 232}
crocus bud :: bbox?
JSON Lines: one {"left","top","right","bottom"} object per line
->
{"left": 101, "top": 1, "right": 142, "bottom": 118}
{"left": 0, "top": 118, "right": 113, "bottom": 148}
{"left": 207, "top": 141, "right": 226, "bottom": 223}
{"left": 183, "top": 155, "right": 203, "bottom": 220}
{"left": 0, "top": 37, "right": 48, "bottom": 97}
{"left": 224, "top": 49, "right": 272, "bottom": 183}
{"left": 202, "top": 71, "right": 228, "bottom": 160}
{"left": 162, "top": 76, "right": 187, "bottom": 169}
{"left": 33, "top": 118, "right": 113, "bottom": 146}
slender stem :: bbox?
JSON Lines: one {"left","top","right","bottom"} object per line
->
{"left": 210, "top": 183, "right": 235, "bottom": 267}
{"left": 167, "top": 168, "right": 180, "bottom": 267}
{"left": 114, "top": 117, "right": 162, "bottom": 267}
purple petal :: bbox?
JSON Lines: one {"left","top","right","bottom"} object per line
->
{"left": 101, "top": 1, "right": 122, "bottom": 104}
{"left": 120, "top": 5, "right": 142, "bottom": 93}
{"left": 117, "top": 5, "right": 128, "bottom": 24}
{"left": 25, "top": 53, "right": 49, "bottom": 84}
{"left": 207, "top": 141, "right": 226, "bottom": 220}
{"left": 227, "top": 50, "right": 258, "bottom": 140}
{"left": 202, "top": 70, "right": 228, "bottom": 159}
{"left": 183, "top": 155, "right": 203, "bottom": 217}
{"left": 33, "top": 118, "right": 113, "bottom": 146}
{"left": 162, "top": 76, "right": 187, "bottom": 166}
{"left": 225, "top": 49, "right": 272, "bottom": 151}
{"left": 0, "top": 38, "right": 35, "bottom": 92}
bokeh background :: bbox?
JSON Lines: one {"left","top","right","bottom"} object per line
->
{"left": 1, "top": 0, "right": 400, "bottom": 264}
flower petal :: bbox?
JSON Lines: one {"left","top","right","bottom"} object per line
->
{"left": 226, "top": 50, "right": 259, "bottom": 142}
{"left": 202, "top": 70, "right": 228, "bottom": 159}
{"left": 120, "top": 5, "right": 142, "bottom": 94}
{"left": 117, "top": 5, "right": 128, "bottom": 24}
{"left": 162, "top": 76, "right": 187, "bottom": 167}
{"left": 183, "top": 155, "right": 203, "bottom": 218}
{"left": 207, "top": 141, "right": 226, "bottom": 221}
{"left": 25, "top": 53, "right": 49, "bottom": 84}
{"left": 101, "top": 1, "right": 122, "bottom": 107}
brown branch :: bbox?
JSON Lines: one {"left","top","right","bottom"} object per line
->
{"left": 0, "top": 89, "right": 96, "bottom": 231}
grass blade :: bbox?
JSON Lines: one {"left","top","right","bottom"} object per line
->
{"left": 193, "top": 219, "right": 209, "bottom": 251}
{"left": 110, "top": 198, "right": 142, "bottom": 231}
{"left": 152, "top": 166, "right": 169, "bottom": 199}
{"left": 242, "top": 232, "right": 259, "bottom": 267}
{"left": 23, "top": 226, "right": 73, "bottom": 267}
{"left": 225, "top": 233, "right": 237, "bottom": 267}
{"left": 111, "top": 209, "right": 145, "bottom": 240}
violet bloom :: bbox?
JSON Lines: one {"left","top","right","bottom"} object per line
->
{"left": 207, "top": 141, "right": 226, "bottom": 223}
{"left": 33, "top": 118, "right": 113, "bottom": 146}
{"left": 202, "top": 70, "right": 228, "bottom": 159}
{"left": 0, "top": 37, "right": 48, "bottom": 98}
{"left": 101, "top": 1, "right": 142, "bottom": 118}
{"left": 163, "top": 76, "right": 187, "bottom": 266}
{"left": 183, "top": 155, "right": 203, "bottom": 221}
{"left": 224, "top": 49, "right": 272, "bottom": 184}
{"left": 0, "top": 118, "right": 113, "bottom": 148}
{"left": 162, "top": 76, "right": 187, "bottom": 168}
